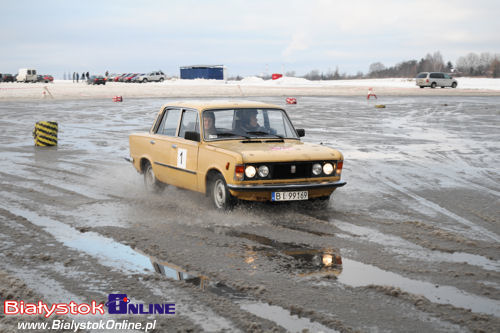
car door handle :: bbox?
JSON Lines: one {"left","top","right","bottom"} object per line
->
{"left": 171, "top": 144, "right": 177, "bottom": 148}
{"left": 150, "top": 140, "right": 155, "bottom": 144}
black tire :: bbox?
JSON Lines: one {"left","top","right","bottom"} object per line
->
{"left": 209, "top": 173, "right": 235, "bottom": 210}
{"left": 159, "top": 77, "right": 164, "bottom": 82}
{"left": 419, "top": 86, "right": 424, "bottom": 88}
{"left": 431, "top": 82, "right": 437, "bottom": 88}
{"left": 451, "top": 82, "right": 457, "bottom": 88}
{"left": 143, "top": 161, "right": 164, "bottom": 193}
{"left": 143, "top": 79, "right": 148, "bottom": 83}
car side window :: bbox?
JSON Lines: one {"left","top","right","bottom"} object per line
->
{"left": 444, "top": 74, "right": 451, "bottom": 79}
{"left": 430, "top": 73, "right": 438, "bottom": 79}
{"left": 178, "top": 110, "right": 199, "bottom": 138}
{"left": 157, "top": 108, "right": 181, "bottom": 136}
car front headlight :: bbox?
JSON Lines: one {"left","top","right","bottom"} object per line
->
{"left": 245, "top": 166, "right": 256, "bottom": 178}
{"left": 322, "top": 254, "right": 333, "bottom": 266}
{"left": 258, "top": 165, "right": 269, "bottom": 178}
{"left": 312, "top": 163, "right": 322, "bottom": 176}
{"left": 323, "top": 163, "right": 334, "bottom": 175}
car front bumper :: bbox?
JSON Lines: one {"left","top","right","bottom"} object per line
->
{"left": 227, "top": 180, "right": 346, "bottom": 201}
{"left": 228, "top": 180, "right": 346, "bottom": 192}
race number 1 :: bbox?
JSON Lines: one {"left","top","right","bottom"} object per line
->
{"left": 177, "top": 148, "right": 187, "bottom": 169}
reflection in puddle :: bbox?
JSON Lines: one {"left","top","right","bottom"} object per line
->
{"left": 227, "top": 230, "right": 343, "bottom": 277}
{"left": 140, "top": 250, "right": 338, "bottom": 332}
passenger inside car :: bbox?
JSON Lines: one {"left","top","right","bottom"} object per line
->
{"left": 203, "top": 111, "right": 217, "bottom": 139}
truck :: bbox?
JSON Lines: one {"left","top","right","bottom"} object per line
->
{"left": 16, "top": 68, "right": 38, "bottom": 82}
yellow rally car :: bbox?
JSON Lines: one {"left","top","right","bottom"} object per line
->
{"left": 129, "top": 101, "right": 346, "bottom": 210}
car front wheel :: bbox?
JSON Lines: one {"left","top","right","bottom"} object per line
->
{"left": 144, "top": 162, "right": 164, "bottom": 193}
{"left": 451, "top": 82, "right": 457, "bottom": 88}
{"left": 431, "top": 82, "right": 437, "bottom": 88}
{"left": 210, "top": 174, "right": 235, "bottom": 210}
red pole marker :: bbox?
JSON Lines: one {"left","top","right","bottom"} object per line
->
{"left": 367, "top": 88, "right": 377, "bottom": 100}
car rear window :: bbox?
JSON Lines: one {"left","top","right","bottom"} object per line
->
{"left": 416, "top": 73, "right": 427, "bottom": 78}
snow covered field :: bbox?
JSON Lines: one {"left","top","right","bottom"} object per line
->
{"left": 1, "top": 77, "right": 499, "bottom": 101}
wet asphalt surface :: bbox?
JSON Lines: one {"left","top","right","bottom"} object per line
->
{"left": 0, "top": 96, "right": 499, "bottom": 332}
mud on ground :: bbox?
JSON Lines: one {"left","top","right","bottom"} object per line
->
{"left": 0, "top": 95, "right": 499, "bottom": 332}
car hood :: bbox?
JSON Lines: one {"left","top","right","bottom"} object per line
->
{"left": 207, "top": 140, "right": 343, "bottom": 163}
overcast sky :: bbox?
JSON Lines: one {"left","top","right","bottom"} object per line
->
{"left": 2, "top": 0, "right": 499, "bottom": 78}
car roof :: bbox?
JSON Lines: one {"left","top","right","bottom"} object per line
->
{"left": 160, "top": 100, "right": 283, "bottom": 111}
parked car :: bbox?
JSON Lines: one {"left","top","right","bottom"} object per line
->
{"left": 106, "top": 73, "right": 119, "bottom": 82}
{"left": 128, "top": 101, "right": 346, "bottom": 210}
{"left": 16, "top": 68, "right": 37, "bottom": 82}
{"left": 416, "top": 72, "right": 457, "bottom": 88}
{"left": 118, "top": 73, "right": 133, "bottom": 82}
{"left": 37, "top": 74, "right": 54, "bottom": 83}
{"left": 123, "top": 73, "right": 139, "bottom": 83}
{"left": 87, "top": 75, "right": 106, "bottom": 85}
{"left": 135, "top": 70, "right": 167, "bottom": 83}
{"left": 0, "top": 73, "right": 15, "bottom": 82}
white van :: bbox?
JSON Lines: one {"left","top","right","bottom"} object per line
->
{"left": 416, "top": 72, "right": 458, "bottom": 88}
{"left": 16, "top": 68, "right": 38, "bottom": 82}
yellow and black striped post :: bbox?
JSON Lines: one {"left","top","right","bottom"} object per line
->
{"left": 33, "top": 121, "right": 58, "bottom": 146}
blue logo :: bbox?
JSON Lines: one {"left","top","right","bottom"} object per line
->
{"left": 105, "top": 294, "right": 175, "bottom": 315}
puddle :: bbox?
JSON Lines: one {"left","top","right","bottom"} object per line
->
{"left": 144, "top": 253, "right": 338, "bottom": 333}
{"left": 2, "top": 203, "right": 339, "bottom": 332}
{"left": 225, "top": 230, "right": 343, "bottom": 277}
{"left": 338, "top": 258, "right": 500, "bottom": 317}
{"left": 334, "top": 221, "right": 500, "bottom": 271}
{"left": 4, "top": 202, "right": 499, "bottom": 319}
{"left": 240, "top": 302, "right": 338, "bottom": 333}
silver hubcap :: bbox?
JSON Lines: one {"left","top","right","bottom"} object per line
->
{"left": 213, "top": 179, "right": 226, "bottom": 208}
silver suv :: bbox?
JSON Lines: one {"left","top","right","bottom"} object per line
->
{"left": 416, "top": 72, "right": 457, "bottom": 88}
{"left": 135, "top": 70, "right": 166, "bottom": 83}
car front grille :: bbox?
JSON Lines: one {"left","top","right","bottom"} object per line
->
{"left": 271, "top": 162, "right": 311, "bottom": 179}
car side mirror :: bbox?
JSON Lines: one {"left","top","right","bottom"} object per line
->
{"left": 184, "top": 131, "right": 200, "bottom": 142}
{"left": 296, "top": 128, "right": 305, "bottom": 137}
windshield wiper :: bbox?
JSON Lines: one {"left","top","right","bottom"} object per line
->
{"left": 245, "top": 131, "right": 284, "bottom": 139}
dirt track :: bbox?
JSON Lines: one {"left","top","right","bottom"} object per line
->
{"left": 0, "top": 95, "right": 499, "bottom": 332}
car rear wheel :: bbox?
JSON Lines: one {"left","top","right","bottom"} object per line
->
{"left": 159, "top": 78, "right": 164, "bottom": 82}
{"left": 143, "top": 79, "right": 148, "bottom": 83}
{"left": 144, "top": 162, "right": 164, "bottom": 193}
{"left": 419, "top": 86, "right": 424, "bottom": 88}
{"left": 210, "top": 174, "right": 235, "bottom": 210}
{"left": 431, "top": 82, "right": 437, "bottom": 88}
{"left": 451, "top": 82, "right": 457, "bottom": 88}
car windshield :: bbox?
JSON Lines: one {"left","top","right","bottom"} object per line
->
{"left": 202, "top": 108, "right": 299, "bottom": 141}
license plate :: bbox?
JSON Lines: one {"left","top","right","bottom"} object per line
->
{"left": 272, "top": 191, "right": 308, "bottom": 201}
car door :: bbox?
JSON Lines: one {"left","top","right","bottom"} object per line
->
{"left": 148, "top": 108, "right": 182, "bottom": 184}
{"left": 437, "top": 73, "right": 445, "bottom": 86}
{"left": 443, "top": 73, "right": 452, "bottom": 87}
{"left": 166, "top": 109, "right": 200, "bottom": 191}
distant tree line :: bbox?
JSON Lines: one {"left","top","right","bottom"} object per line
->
{"left": 295, "top": 51, "right": 500, "bottom": 80}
